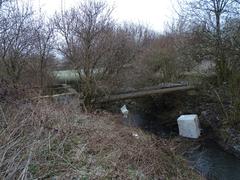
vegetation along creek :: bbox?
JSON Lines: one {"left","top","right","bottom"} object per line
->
{"left": 2, "top": 0, "right": 240, "bottom": 179}
{"left": 103, "top": 93, "right": 240, "bottom": 180}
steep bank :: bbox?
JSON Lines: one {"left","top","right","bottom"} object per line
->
{"left": 146, "top": 90, "right": 240, "bottom": 160}
{"left": 197, "top": 93, "right": 240, "bottom": 159}
{"left": 0, "top": 99, "right": 201, "bottom": 179}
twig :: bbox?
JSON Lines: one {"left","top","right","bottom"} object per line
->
{"left": 0, "top": 105, "right": 7, "bottom": 127}
{"left": 18, "top": 145, "right": 34, "bottom": 180}
{"left": 0, "top": 137, "right": 22, "bottom": 167}
{"left": 51, "top": 152, "right": 82, "bottom": 173}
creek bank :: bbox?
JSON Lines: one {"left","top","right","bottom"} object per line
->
{"left": 157, "top": 90, "right": 240, "bottom": 160}
{"left": 102, "top": 90, "right": 240, "bottom": 159}
{"left": 0, "top": 99, "right": 202, "bottom": 179}
{"left": 182, "top": 139, "right": 240, "bottom": 180}
{"left": 117, "top": 98, "right": 240, "bottom": 180}
{"left": 199, "top": 101, "right": 240, "bottom": 159}
{"left": 211, "top": 127, "right": 240, "bottom": 159}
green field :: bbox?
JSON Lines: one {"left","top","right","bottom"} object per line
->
{"left": 53, "top": 70, "right": 80, "bottom": 83}
{"left": 53, "top": 69, "right": 104, "bottom": 83}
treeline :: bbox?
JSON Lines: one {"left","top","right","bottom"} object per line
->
{"left": 177, "top": 0, "right": 240, "bottom": 128}
{"left": 1, "top": 0, "right": 240, "bottom": 114}
{"left": 0, "top": 0, "right": 156, "bottom": 106}
{"left": 0, "top": 0, "right": 55, "bottom": 89}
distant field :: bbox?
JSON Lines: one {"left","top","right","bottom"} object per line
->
{"left": 53, "top": 69, "right": 104, "bottom": 83}
{"left": 53, "top": 70, "right": 80, "bottom": 83}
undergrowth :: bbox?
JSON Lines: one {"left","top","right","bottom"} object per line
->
{"left": 0, "top": 99, "right": 202, "bottom": 179}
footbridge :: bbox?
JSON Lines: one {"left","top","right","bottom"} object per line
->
{"left": 37, "top": 83, "right": 195, "bottom": 102}
{"left": 98, "top": 83, "right": 195, "bottom": 103}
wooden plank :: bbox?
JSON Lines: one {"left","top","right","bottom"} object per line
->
{"left": 98, "top": 86, "right": 195, "bottom": 103}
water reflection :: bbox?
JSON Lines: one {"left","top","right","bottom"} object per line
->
{"left": 185, "top": 140, "right": 240, "bottom": 180}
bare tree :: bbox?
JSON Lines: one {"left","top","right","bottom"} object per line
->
{"left": 55, "top": 1, "right": 112, "bottom": 107}
{"left": 55, "top": 1, "right": 140, "bottom": 108}
{"left": 0, "top": 2, "right": 35, "bottom": 83}
{"left": 180, "top": 0, "right": 240, "bottom": 83}
{"left": 223, "top": 18, "right": 240, "bottom": 69}
{"left": 98, "top": 23, "right": 154, "bottom": 89}
{"left": 33, "top": 18, "right": 55, "bottom": 89}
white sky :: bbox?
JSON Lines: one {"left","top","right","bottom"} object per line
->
{"left": 30, "top": 0, "right": 177, "bottom": 32}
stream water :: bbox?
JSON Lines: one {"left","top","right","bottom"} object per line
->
{"left": 125, "top": 110, "right": 240, "bottom": 180}
{"left": 184, "top": 140, "right": 240, "bottom": 180}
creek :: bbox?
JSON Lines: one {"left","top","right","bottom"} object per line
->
{"left": 120, "top": 102, "right": 240, "bottom": 180}
{"left": 53, "top": 88, "right": 240, "bottom": 180}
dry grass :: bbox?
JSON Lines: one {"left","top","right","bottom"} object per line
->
{"left": 0, "top": 98, "right": 202, "bottom": 179}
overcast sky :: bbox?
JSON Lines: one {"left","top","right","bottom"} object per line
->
{"left": 30, "top": 0, "right": 177, "bottom": 32}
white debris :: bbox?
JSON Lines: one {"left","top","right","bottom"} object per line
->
{"left": 121, "top": 105, "right": 129, "bottom": 118}
{"left": 177, "top": 114, "right": 200, "bottom": 139}
{"left": 132, "top": 132, "right": 140, "bottom": 139}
